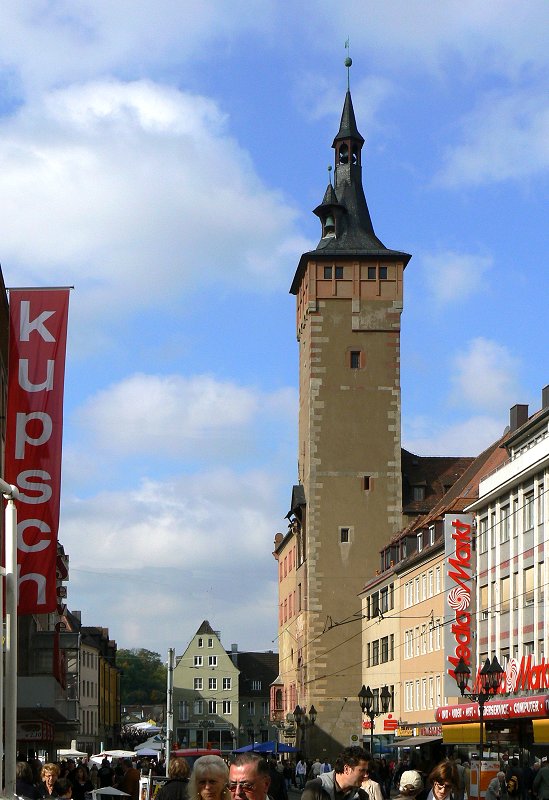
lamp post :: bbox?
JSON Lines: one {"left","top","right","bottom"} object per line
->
{"left": 454, "top": 655, "right": 504, "bottom": 796}
{"left": 358, "top": 685, "right": 391, "bottom": 757}
{"left": 294, "top": 704, "right": 317, "bottom": 757}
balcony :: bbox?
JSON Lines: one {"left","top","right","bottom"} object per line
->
{"left": 18, "top": 676, "right": 78, "bottom": 723}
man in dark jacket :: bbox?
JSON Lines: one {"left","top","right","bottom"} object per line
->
{"left": 301, "top": 746, "right": 369, "bottom": 800}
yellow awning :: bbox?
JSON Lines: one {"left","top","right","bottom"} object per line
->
{"left": 534, "top": 719, "right": 549, "bottom": 743}
{"left": 443, "top": 723, "right": 481, "bottom": 744}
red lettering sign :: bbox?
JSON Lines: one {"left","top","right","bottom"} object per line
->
{"left": 436, "top": 695, "right": 549, "bottom": 723}
{"left": 446, "top": 518, "right": 473, "bottom": 685}
{"left": 5, "top": 289, "right": 70, "bottom": 614}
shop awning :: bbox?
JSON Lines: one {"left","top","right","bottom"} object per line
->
{"left": 443, "top": 724, "right": 481, "bottom": 745}
{"left": 395, "top": 736, "right": 442, "bottom": 747}
{"left": 534, "top": 719, "right": 549, "bottom": 744}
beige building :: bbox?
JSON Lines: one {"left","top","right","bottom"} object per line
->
{"left": 273, "top": 79, "right": 411, "bottom": 757}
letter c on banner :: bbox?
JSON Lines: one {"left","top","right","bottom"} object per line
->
{"left": 18, "top": 519, "right": 51, "bottom": 553}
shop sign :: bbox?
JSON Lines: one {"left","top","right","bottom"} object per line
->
{"left": 397, "top": 727, "right": 413, "bottom": 737}
{"left": 435, "top": 694, "right": 549, "bottom": 723}
{"left": 17, "top": 720, "right": 54, "bottom": 741}
{"left": 505, "top": 655, "right": 549, "bottom": 692}
{"left": 384, "top": 717, "right": 399, "bottom": 731}
{"left": 418, "top": 725, "right": 442, "bottom": 736}
{"left": 443, "top": 513, "right": 473, "bottom": 698}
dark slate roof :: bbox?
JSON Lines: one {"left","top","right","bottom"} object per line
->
{"left": 232, "top": 651, "right": 279, "bottom": 695}
{"left": 332, "top": 90, "right": 364, "bottom": 146}
{"left": 401, "top": 449, "right": 476, "bottom": 516}
{"left": 196, "top": 620, "right": 216, "bottom": 636}
{"left": 285, "top": 484, "right": 306, "bottom": 519}
{"left": 290, "top": 88, "right": 410, "bottom": 295}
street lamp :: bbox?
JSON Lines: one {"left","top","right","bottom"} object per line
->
{"left": 454, "top": 655, "right": 504, "bottom": 790}
{"left": 358, "top": 685, "right": 391, "bottom": 757}
{"left": 294, "top": 705, "right": 317, "bottom": 756}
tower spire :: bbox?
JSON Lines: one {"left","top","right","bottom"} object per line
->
{"left": 290, "top": 58, "right": 410, "bottom": 295}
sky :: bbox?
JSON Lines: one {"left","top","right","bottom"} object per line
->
{"left": 0, "top": 1, "right": 547, "bottom": 659}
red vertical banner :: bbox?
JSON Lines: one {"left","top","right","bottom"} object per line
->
{"left": 4, "top": 289, "right": 70, "bottom": 614}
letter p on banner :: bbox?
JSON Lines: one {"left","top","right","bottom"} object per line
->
{"left": 5, "top": 289, "right": 70, "bottom": 614}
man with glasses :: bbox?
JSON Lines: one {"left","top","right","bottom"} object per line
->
{"left": 301, "top": 746, "right": 369, "bottom": 800}
{"left": 229, "top": 754, "right": 272, "bottom": 800}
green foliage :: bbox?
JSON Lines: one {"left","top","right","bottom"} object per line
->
{"left": 118, "top": 648, "right": 167, "bottom": 705}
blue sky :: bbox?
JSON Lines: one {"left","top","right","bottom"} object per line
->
{"left": 0, "top": 1, "right": 547, "bottom": 657}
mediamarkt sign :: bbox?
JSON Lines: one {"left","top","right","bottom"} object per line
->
{"left": 5, "top": 289, "right": 70, "bottom": 614}
{"left": 443, "top": 513, "right": 474, "bottom": 698}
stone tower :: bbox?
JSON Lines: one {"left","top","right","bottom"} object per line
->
{"left": 273, "top": 74, "right": 411, "bottom": 756}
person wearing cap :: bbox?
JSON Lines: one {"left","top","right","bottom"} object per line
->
{"left": 394, "top": 770, "right": 423, "bottom": 800}
{"left": 301, "top": 746, "right": 369, "bottom": 800}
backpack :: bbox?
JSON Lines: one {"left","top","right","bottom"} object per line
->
{"left": 507, "top": 775, "right": 519, "bottom": 796}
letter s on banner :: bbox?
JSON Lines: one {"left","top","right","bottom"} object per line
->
{"left": 4, "top": 289, "right": 70, "bottom": 614}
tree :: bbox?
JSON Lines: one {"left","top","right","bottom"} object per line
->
{"left": 118, "top": 648, "right": 167, "bottom": 704}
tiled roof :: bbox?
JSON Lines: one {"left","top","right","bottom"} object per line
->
{"left": 233, "top": 651, "right": 279, "bottom": 695}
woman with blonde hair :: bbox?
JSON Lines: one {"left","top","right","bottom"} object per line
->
{"left": 188, "top": 756, "right": 230, "bottom": 800}
{"left": 39, "top": 763, "right": 61, "bottom": 797}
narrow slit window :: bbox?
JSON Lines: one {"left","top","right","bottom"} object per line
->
{"left": 350, "top": 351, "right": 361, "bottom": 369}
{"left": 340, "top": 527, "right": 350, "bottom": 543}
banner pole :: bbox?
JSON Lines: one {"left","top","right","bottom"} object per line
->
{"left": 2, "top": 483, "right": 19, "bottom": 798}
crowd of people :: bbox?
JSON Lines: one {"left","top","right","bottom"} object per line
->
{"left": 12, "top": 745, "right": 549, "bottom": 800}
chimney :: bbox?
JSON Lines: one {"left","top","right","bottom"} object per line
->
{"left": 542, "top": 385, "right": 549, "bottom": 410}
{"left": 509, "top": 404, "right": 528, "bottom": 432}
{"left": 231, "top": 643, "right": 238, "bottom": 666}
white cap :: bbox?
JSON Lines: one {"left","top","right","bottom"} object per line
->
{"left": 399, "top": 771, "right": 423, "bottom": 793}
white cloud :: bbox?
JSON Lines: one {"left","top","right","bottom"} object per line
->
{"left": 403, "top": 414, "right": 505, "bottom": 457}
{"left": 308, "top": 0, "right": 549, "bottom": 80}
{"left": 451, "top": 338, "right": 520, "bottom": 413}
{"left": 61, "top": 468, "right": 282, "bottom": 652}
{"left": 72, "top": 372, "right": 296, "bottom": 462}
{"left": 0, "top": 1, "right": 275, "bottom": 93}
{"left": 0, "top": 80, "right": 309, "bottom": 345}
{"left": 436, "top": 91, "right": 549, "bottom": 187}
{"left": 422, "top": 250, "right": 493, "bottom": 305}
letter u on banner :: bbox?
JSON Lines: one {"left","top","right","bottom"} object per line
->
{"left": 4, "top": 289, "right": 70, "bottom": 614}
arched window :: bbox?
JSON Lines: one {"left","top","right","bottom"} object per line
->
{"left": 338, "top": 143, "right": 349, "bottom": 164}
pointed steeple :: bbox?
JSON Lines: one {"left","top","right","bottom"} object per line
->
{"left": 332, "top": 90, "right": 364, "bottom": 148}
{"left": 290, "top": 62, "right": 410, "bottom": 294}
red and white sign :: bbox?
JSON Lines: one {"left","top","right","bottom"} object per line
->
{"left": 384, "top": 715, "right": 398, "bottom": 731}
{"left": 5, "top": 289, "right": 70, "bottom": 614}
{"left": 436, "top": 694, "right": 549, "bottom": 723}
{"left": 443, "top": 514, "right": 473, "bottom": 696}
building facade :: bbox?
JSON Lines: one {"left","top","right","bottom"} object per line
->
{"left": 274, "top": 68, "right": 412, "bottom": 757}
{"left": 172, "top": 620, "right": 278, "bottom": 754}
